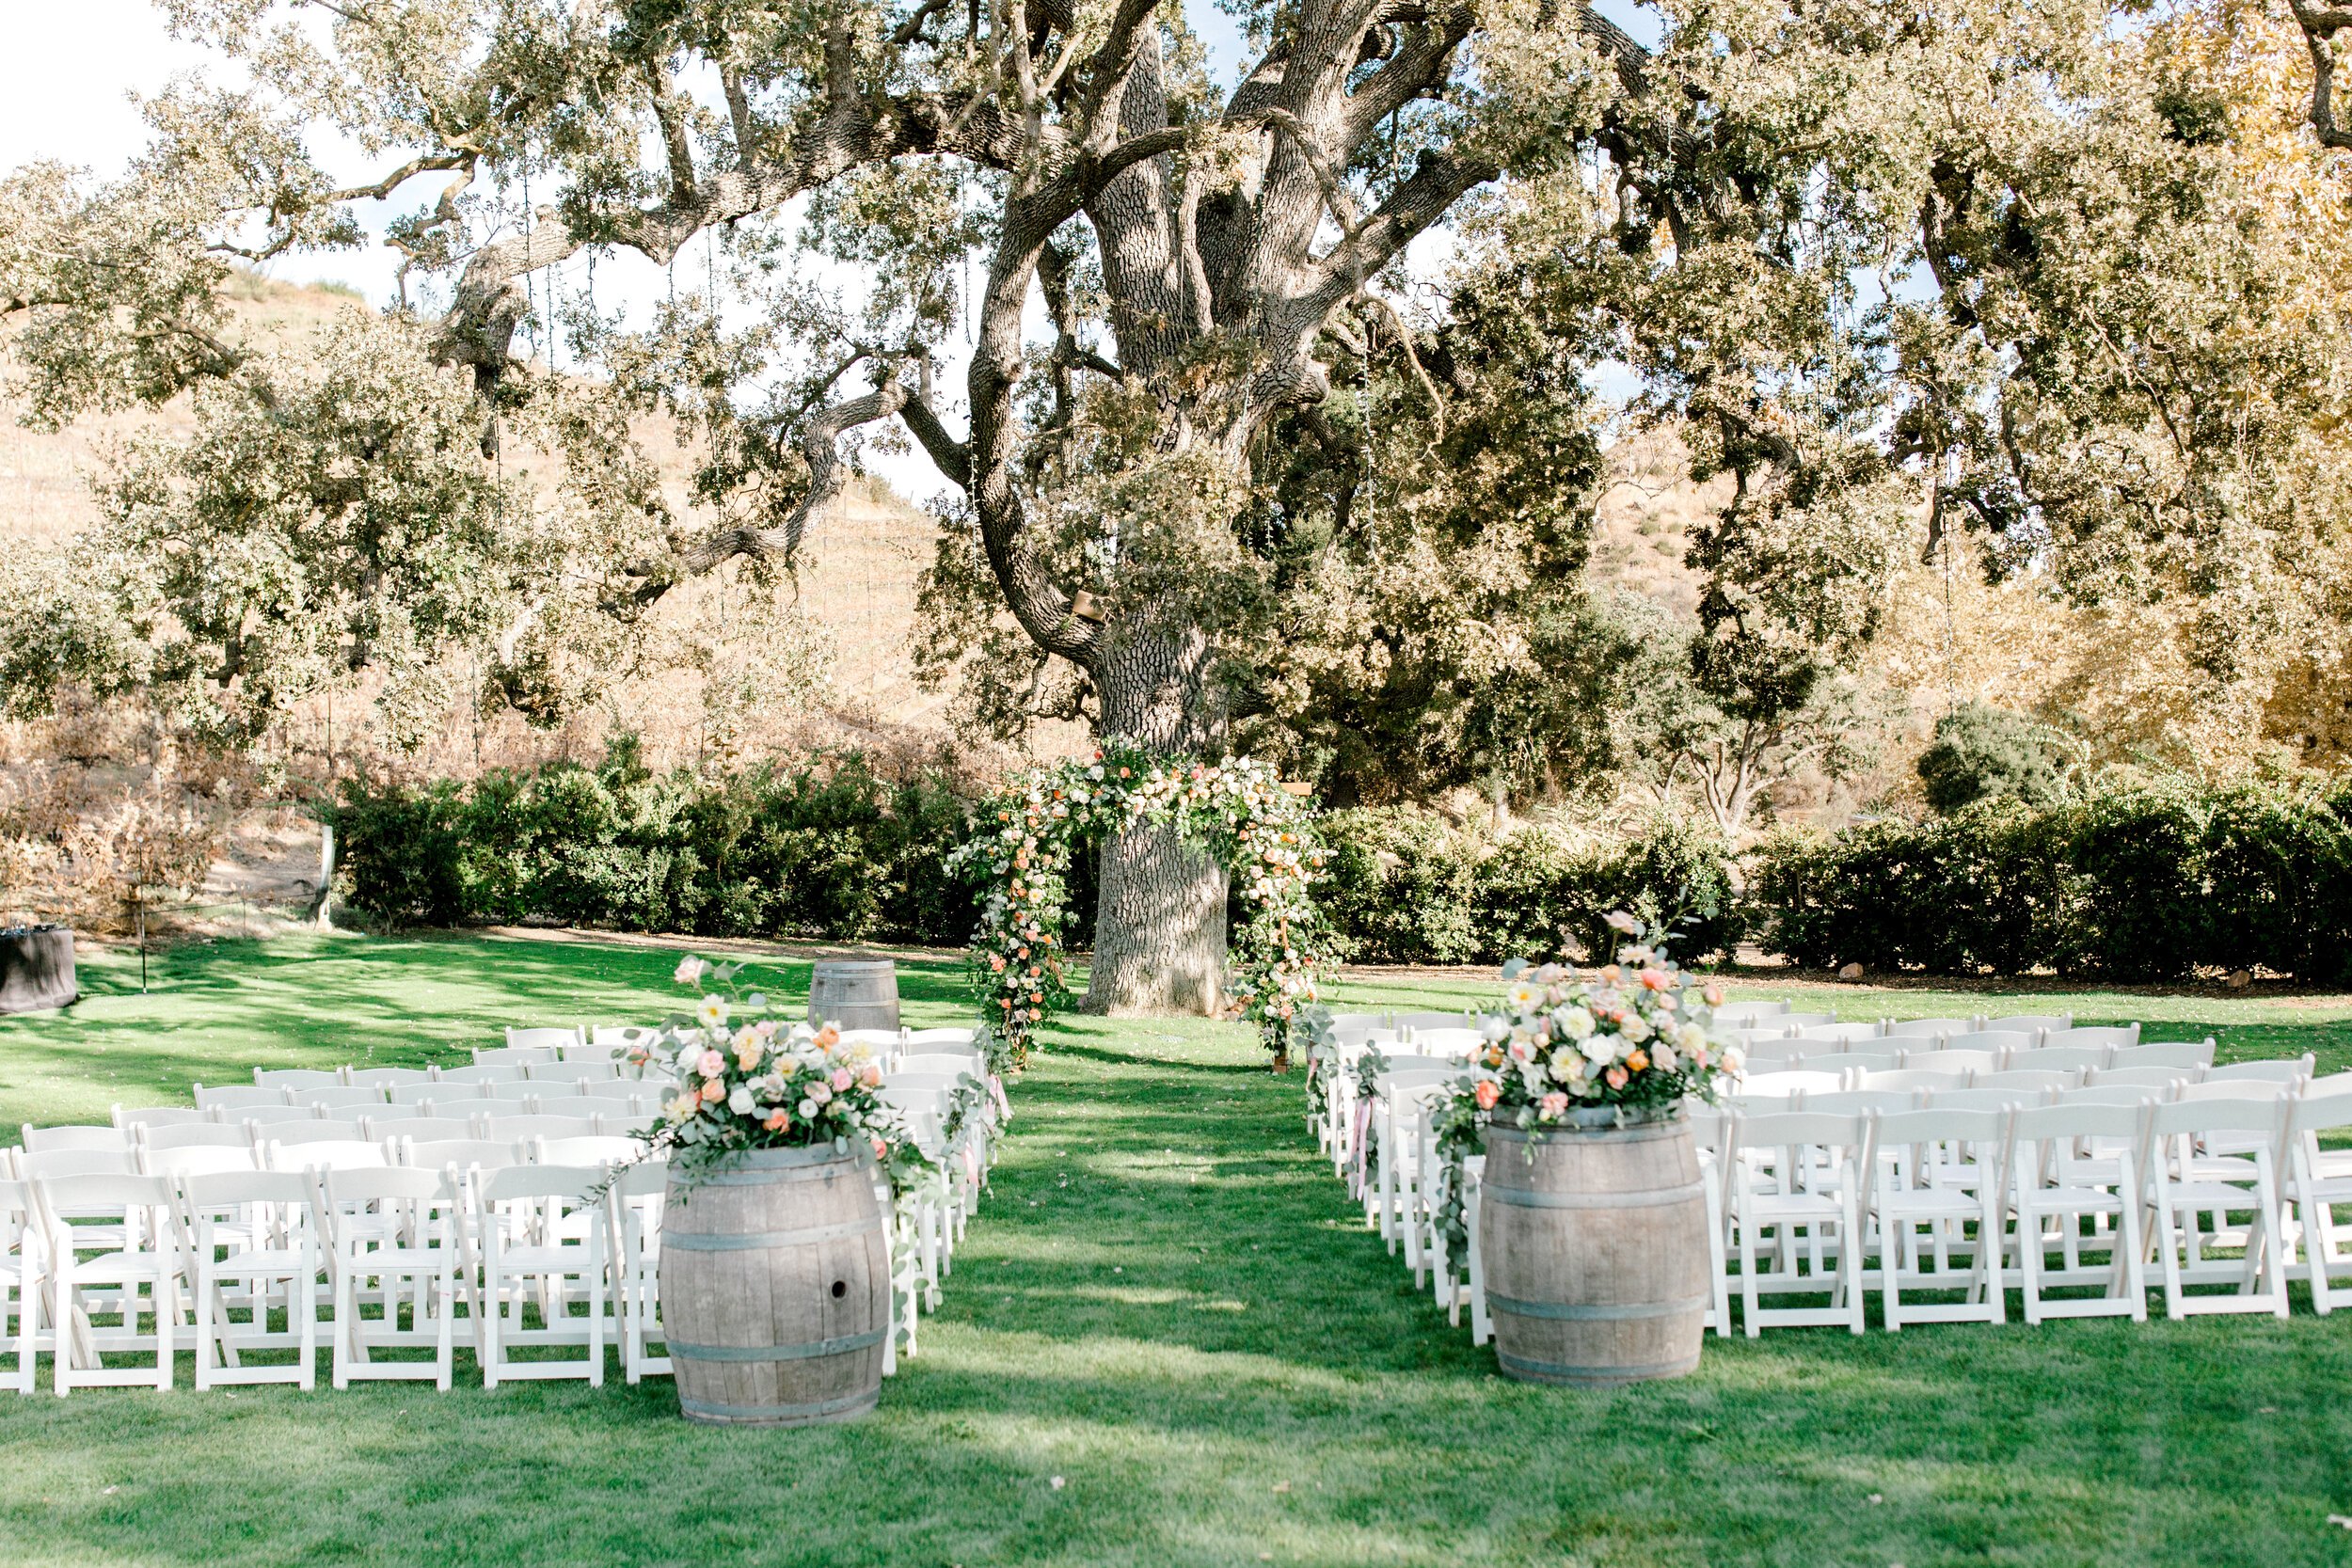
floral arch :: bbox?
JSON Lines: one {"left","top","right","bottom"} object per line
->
{"left": 949, "top": 745, "right": 1329, "bottom": 1069}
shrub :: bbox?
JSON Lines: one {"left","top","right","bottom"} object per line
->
{"left": 1915, "top": 703, "right": 2070, "bottom": 815}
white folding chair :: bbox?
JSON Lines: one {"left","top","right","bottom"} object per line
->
{"left": 1712, "top": 1001, "right": 1790, "bottom": 1027}
{"left": 475, "top": 1164, "right": 609, "bottom": 1388}
{"left": 138, "top": 1123, "right": 253, "bottom": 1155}
{"left": 2004, "top": 1101, "right": 2149, "bottom": 1323}
{"left": 436, "top": 1065, "right": 523, "bottom": 1088}
{"left": 1734, "top": 1070, "right": 1848, "bottom": 1103}
{"left": 1797, "top": 1050, "right": 1901, "bottom": 1075}
{"left": 384, "top": 1081, "right": 446, "bottom": 1108}
{"left": 302, "top": 1086, "right": 390, "bottom": 1116}
{"left": 524, "top": 1061, "right": 622, "bottom": 1085}
{"left": 2280, "top": 1080, "right": 2352, "bottom": 1314}
{"left": 1898, "top": 1048, "right": 2006, "bottom": 1077}
{"left": 32, "top": 1172, "right": 185, "bottom": 1392}
{"left": 1976, "top": 1069, "right": 2078, "bottom": 1097}
{"left": 504, "top": 1027, "right": 583, "bottom": 1053}
{"left": 1726, "top": 1111, "right": 1867, "bottom": 1335}
{"left": 472, "top": 1045, "right": 557, "bottom": 1068}
{"left": 364, "top": 1117, "right": 480, "bottom": 1146}
{"left": 475, "top": 1116, "right": 600, "bottom": 1145}
{"left": 2, "top": 1178, "right": 41, "bottom": 1394}
{"left": 2203, "top": 1055, "right": 2315, "bottom": 1086}
{"left": 1979, "top": 1013, "right": 2070, "bottom": 1037}
{"left": 1857, "top": 1068, "right": 1976, "bottom": 1094}
{"left": 2141, "top": 1095, "right": 2290, "bottom": 1321}
{"left": 317, "top": 1164, "right": 465, "bottom": 1390}
{"left": 239, "top": 1105, "right": 323, "bottom": 1132}
{"left": 181, "top": 1169, "right": 323, "bottom": 1390}
{"left": 2009, "top": 1046, "right": 2112, "bottom": 1076}
{"left": 588, "top": 1025, "right": 653, "bottom": 1052}
{"left": 479, "top": 1082, "right": 545, "bottom": 1104}
{"left": 2042, "top": 1025, "right": 2138, "bottom": 1054}
{"left": 262, "top": 1135, "right": 385, "bottom": 1174}
{"left": 113, "top": 1105, "right": 215, "bottom": 1131}
{"left": 1929, "top": 1032, "right": 2033, "bottom": 1059}
{"left": 399, "top": 1139, "right": 525, "bottom": 1173}
{"left": 1391, "top": 1010, "right": 1473, "bottom": 1033}
{"left": 608, "top": 1159, "right": 670, "bottom": 1384}
{"left": 1795, "top": 1023, "right": 1883, "bottom": 1046}
{"left": 2086, "top": 1066, "right": 2197, "bottom": 1092}
{"left": 1776, "top": 1012, "right": 1838, "bottom": 1030}
{"left": 1863, "top": 1107, "right": 2008, "bottom": 1329}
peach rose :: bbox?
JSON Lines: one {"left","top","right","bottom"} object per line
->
{"left": 1473, "top": 1080, "right": 1501, "bottom": 1110}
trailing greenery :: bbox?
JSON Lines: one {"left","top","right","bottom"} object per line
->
{"left": 1756, "top": 781, "right": 2352, "bottom": 981}
{"left": 331, "top": 739, "right": 980, "bottom": 943}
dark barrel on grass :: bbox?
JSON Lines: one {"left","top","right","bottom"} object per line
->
{"left": 1479, "top": 1109, "right": 1708, "bottom": 1386}
{"left": 660, "top": 1146, "right": 891, "bottom": 1425}
{"left": 806, "top": 958, "right": 899, "bottom": 1033}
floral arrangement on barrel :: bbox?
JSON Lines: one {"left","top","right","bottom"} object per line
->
{"left": 620, "top": 956, "right": 936, "bottom": 1194}
{"left": 1425, "top": 912, "right": 1742, "bottom": 1244}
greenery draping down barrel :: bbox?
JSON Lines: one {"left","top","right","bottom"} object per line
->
{"left": 946, "top": 746, "right": 1330, "bottom": 1068}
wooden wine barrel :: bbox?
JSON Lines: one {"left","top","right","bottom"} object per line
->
{"left": 659, "top": 1146, "right": 891, "bottom": 1426}
{"left": 1479, "top": 1108, "right": 1708, "bottom": 1386}
{"left": 806, "top": 958, "right": 900, "bottom": 1033}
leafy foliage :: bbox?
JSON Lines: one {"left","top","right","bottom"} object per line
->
{"left": 1915, "top": 703, "right": 2073, "bottom": 816}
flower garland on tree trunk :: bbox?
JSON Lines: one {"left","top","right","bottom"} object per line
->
{"left": 947, "top": 744, "right": 1330, "bottom": 1068}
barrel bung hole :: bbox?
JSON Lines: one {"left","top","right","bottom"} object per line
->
{"left": 831, "top": 1279, "right": 848, "bottom": 1299}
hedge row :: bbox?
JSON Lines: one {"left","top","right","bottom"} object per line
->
{"left": 332, "top": 749, "right": 2352, "bottom": 982}
{"left": 1751, "top": 783, "right": 2352, "bottom": 983}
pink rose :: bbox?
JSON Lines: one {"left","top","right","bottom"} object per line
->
{"left": 830, "top": 1069, "right": 853, "bottom": 1092}
{"left": 1539, "top": 1092, "right": 1568, "bottom": 1118}
{"left": 860, "top": 1064, "right": 882, "bottom": 1087}
{"left": 807, "top": 1081, "right": 834, "bottom": 1105}
{"left": 1473, "top": 1080, "right": 1501, "bottom": 1111}
{"left": 1605, "top": 1067, "right": 1629, "bottom": 1089}
{"left": 698, "top": 1049, "right": 725, "bottom": 1078}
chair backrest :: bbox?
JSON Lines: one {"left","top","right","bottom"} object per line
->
{"left": 2148, "top": 1092, "right": 2285, "bottom": 1140}
{"left": 588, "top": 1024, "right": 652, "bottom": 1049}
{"left": 476, "top": 1115, "right": 599, "bottom": 1143}
{"left": 2011, "top": 1099, "right": 2148, "bottom": 1148}
{"left": 2058, "top": 1084, "right": 2168, "bottom": 1110}
{"left": 1795, "top": 1022, "right": 1882, "bottom": 1045}
{"left": 2202, "top": 1055, "right": 2314, "bottom": 1085}
{"left": 1727, "top": 1027, "right": 1800, "bottom": 1050}
{"left": 536, "top": 1135, "right": 639, "bottom": 1166}
{"left": 1797, "top": 1050, "right": 1901, "bottom": 1075}
{"left": 2043, "top": 1024, "right": 2139, "bottom": 1052}
{"left": 2284, "top": 1079, "right": 2352, "bottom": 1136}
{"left": 344, "top": 1068, "right": 435, "bottom": 1088}
{"left": 322, "top": 1164, "right": 458, "bottom": 1211}
{"left": 2174, "top": 1078, "right": 2295, "bottom": 1103}
{"left": 401, "top": 1138, "right": 525, "bottom": 1172}
{"left": 1731, "top": 1069, "right": 1846, "bottom": 1100}
{"left": 1882, "top": 1017, "right": 1971, "bottom": 1039}
{"left": 472, "top": 1045, "right": 557, "bottom": 1066}
{"left": 253, "top": 1069, "right": 342, "bottom": 1090}
{"left": 113, "top": 1105, "right": 216, "bottom": 1130}
{"left": 1378, "top": 1053, "right": 1469, "bottom": 1075}
{"left": 1897, "top": 1050, "right": 1998, "bottom": 1077}
{"left": 436, "top": 1064, "right": 523, "bottom": 1086}
{"left": 1730, "top": 1109, "right": 1865, "bottom": 1151}
{"left": 525, "top": 1060, "right": 622, "bottom": 1084}
{"left": 1918, "top": 1086, "right": 2039, "bottom": 1113}
{"left": 897, "top": 1053, "right": 983, "bottom": 1078}
{"left": 2010, "top": 1046, "right": 2111, "bottom": 1075}
{"left": 1391, "top": 1010, "right": 1472, "bottom": 1032}
{"left": 302, "top": 1086, "right": 390, "bottom": 1111}
{"left": 882, "top": 1072, "right": 961, "bottom": 1096}
{"left": 904, "top": 1026, "right": 978, "bottom": 1046}
{"left": 477, "top": 1163, "right": 609, "bottom": 1206}
{"left": 1869, "top": 1104, "right": 2009, "bottom": 1151}
{"left": 140, "top": 1122, "right": 252, "bottom": 1152}
{"left": 1776, "top": 1012, "right": 1838, "bottom": 1030}
{"left": 1931, "top": 1031, "right": 2032, "bottom": 1057}
{"left": 1405, "top": 1027, "right": 1486, "bottom": 1056}
{"left": 384, "top": 1081, "right": 445, "bottom": 1107}
{"left": 1791, "top": 1089, "right": 1915, "bottom": 1116}
{"left": 238, "top": 1105, "right": 321, "bottom": 1128}
{"left": 1854, "top": 1069, "right": 1970, "bottom": 1094}
{"left": 480, "top": 1082, "right": 544, "bottom": 1103}
{"left": 1976, "top": 1069, "right": 2078, "bottom": 1095}
{"left": 1372, "top": 1068, "right": 1458, "bottom": 1096}
{"left": 265, "top": 1124, "right": 372, "bottom": 1149}
{"left": 363, "top": 1117, "right": 478, "bottom": 1144}
{"left": 1711, "top": 1001, "right": 1790, "bottom": 1025}
{"left": 183, "top": 1167, "right": 314, "bottom": 1212}
{"left": 2111, "top": 1039, "right": 2216, "bottom": 1071}
{"left": 21, "top": 1124, "right": 131, "bottom": 1154}
{"left": 1738, "top": 1037, "right": 1808, "bottom": 1061}
{"left": 267, "top": 1139, "right": 386, "bottom": 1173}
{"left": 569, "top": 1096, "right": 644, "bottom": 1120}
{"left": 35, "top": 1170, "right": 176, "bottom": 1221}
{"left": 195, "top": 1085, "right": 289, "bottom": 1111}
{"left": 2085, "top": 1065, "right": 2197, "bottom": 1090}
{"left": 145, "top": 1144, "right": 260, "bottom": 1179}
{"left": 505, "top": 1026, "right": 583, "bottom": 1053}
{"left": 1982, "top": 1012, "right": 2070, "bottom": 1036}
{"left": 20, "top": 1148, "right": 139, "bottom": 1180}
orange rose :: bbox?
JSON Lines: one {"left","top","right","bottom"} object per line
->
{"left": 1627, "top": 1049, "right": 1649, "bottom": 1072}
{"left": 1473, "top": 1080, "right": 1501, "bottom": 1110}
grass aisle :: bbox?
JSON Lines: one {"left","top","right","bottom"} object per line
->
{"left": 1, "top": 934, "right": 2350, "bottom": 1564}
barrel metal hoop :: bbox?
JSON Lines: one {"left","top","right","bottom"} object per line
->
{"left": 678, "top": 1389, "right": 879, "bottom": 1422}
{"left": 667, "top": 1328, "right": 885, "bottom": 1363}
{"left": 1487, "top": 1291, "right": 1709, "bottom": 1322}
{"left": 1496, "top": 1350, "right": 1702, "bottom": 1382}
{"left": 1484, "top": 1180, "right": 1705, "bottom": 1211}
{"left": 662, "top": 1217, "right": 882, "bottom": 1251}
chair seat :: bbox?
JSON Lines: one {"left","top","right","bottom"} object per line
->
{"left": 2160, "top": 1178, "right": 2269, "bottom": 1210}
{"left": 494, "top": 1244, "right": 599, "bottom": 1272}
{"left": 211, "top": 1246, "right": 316, "bottom": 1274}
{"left": 63, "top": 1251, "right": 178, "bottom": 1282}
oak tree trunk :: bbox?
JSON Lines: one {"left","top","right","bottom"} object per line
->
{"left": 1083, "top": 615, "right": 1229, "bottom": 1017}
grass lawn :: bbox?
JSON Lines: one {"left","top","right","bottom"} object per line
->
{"left": 1, "top": 931, "right": 2349, "bottom": 1566}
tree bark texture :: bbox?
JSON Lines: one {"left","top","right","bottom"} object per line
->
{"left": 1084, "top": 616, "right": 1230, "bottom": 1016}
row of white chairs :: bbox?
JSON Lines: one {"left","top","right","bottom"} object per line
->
{"left": 5, "top": 1022, "right": 1007, "bottom": 1395}
{"left": 1318, "top": 1005, "right": 2350, "bottom": 1342}
{"left": 477, "top": 1023, "right": 981, "bottom": 1068}
{"left": 1717, "top": 1005, "right": 2078, "bottom": 1040}
{"left": 1738, "top": 1036, "right": 2203, "bottom": 1079}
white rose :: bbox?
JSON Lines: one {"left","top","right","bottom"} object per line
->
{"left": 1677, "top": 1023, "right": 1708, "bottom": 1053}
{"left": 1557, "top": 1006, "right": 1594, "bottom": 1038}
{"left": 1480, "top": 1014, "right": 1512, "bottom": 1042}
{"left": 727, "top": 1085, "right": 756, "bottom": 1116}
{"left": 1581, "top": 1034, "right": 1616, "bottom": 1065}
{"left": 1619, "top": 1014, "right": 1652, "bottom": 1044}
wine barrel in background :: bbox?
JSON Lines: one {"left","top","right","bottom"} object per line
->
{"left": 1478, "top": 1109, "right": 1709, "bottom": 1386}
{"left": 807, "top": 958, "right": 900, "bottom": 1033}
{"left": 659, "top": 1145, "right": 891, "bottom": 1426}
{"left": 0, "top": 925, "right": 77, "bottom": 1016}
